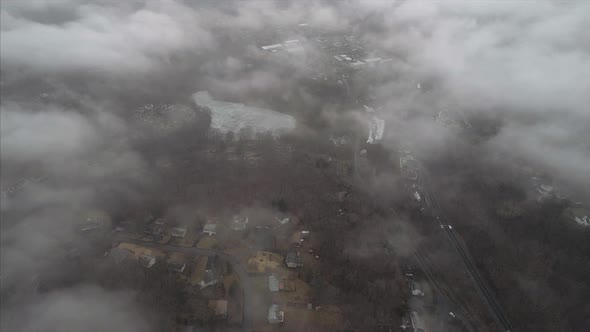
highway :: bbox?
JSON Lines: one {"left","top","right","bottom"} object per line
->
{"left": 417, "top": 167, "right": 514, "bottom": 332}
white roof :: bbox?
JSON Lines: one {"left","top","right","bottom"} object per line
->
{"left": 261, "top": 44, "right": 283, "bottom": 50}
{"left": 367, "top": 116, "right": 385, "bottom": 144}
{"left": 284, "top": 39, "right": 299, "bottom": 44}
{"left": 203, "top": 224, "right": 218, "bottom": 232}
{"left": 365, "top": 57, "right": 383, "bottom": 63}
{"left": 333, "top": 55, "right": 343, "bottom": 61}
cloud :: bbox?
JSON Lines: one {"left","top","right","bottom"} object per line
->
{"left": 2, "top": 285, "right": 153, "bottom": 332}
{"left": 1, "top": 0, "right": 213, "bottom": 74}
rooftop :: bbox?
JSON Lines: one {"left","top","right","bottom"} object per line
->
{"left": 269, "top": 274, "right": 280, "bottom": 292}
{"left": 268, "top": 304, "right": 284, "bottom": 324}
{"left": 261, "top": 43, "right": 283, "bottom": 50}
{"left": 171, "top": 226, "right": 188, "bottom": 238}
{"left": 203, "top": 223, "right": 218, "bottom": 234}
{"left": 138, "top": 254, "right": 156, "bottom": 268}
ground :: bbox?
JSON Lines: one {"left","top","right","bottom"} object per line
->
{"left": 189, "top": 256, "right": 209, "bottom": 285}
{"left": 245, "top": 251, "right": 290, "bottom": 274}
{"left": 196, "top": 235, "right": 218, "bottom": 249}
{"left": 116, "top": 242, "right": 166, "bottom": 259}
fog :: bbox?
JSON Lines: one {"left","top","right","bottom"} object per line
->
{"left": 1, "top": 0, "right": 589, "bottom": 331}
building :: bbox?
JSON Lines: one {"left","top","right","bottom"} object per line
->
{"left": 364, "top": 57, "right": 383, "bottom": 64}
{"left": 285, "top": 251, "right": 303, "bottom": 268}
{"left": 199, "top": 256, "right": 222, "bottom": 289}
{"left": 409, "top": 280, "right": 424, "bottom": 296}
{"left": 203, "top": 223, "right": 218, "bottom": 236}
{"left": 154, "top": 218, "right": 167, "bottom": 226}
{"left": 267, "top": 304, "right": 284, "bottom": 324}
{"left": 537, "top": 184, "right": 554, "bottom": 196}
{"left": 144, "top": 223, "right": 163, "bottom": 236}
{"left": 168, "top": 261, "right": 186, "bottom": 273}
{"left": 138, "top": 254, "right": 156, "bottom": 268}
{"left": 564, "top": 207, "right": 590, "bottom": 227}
{"left": 208, "top": 300, "right": 228, "bottom": 320}
{"left": 261, "top": 44, "right": 283, "bottom": 51}
{"left": 230, "top": 216, "right": 248, "bottom": 231}
{"left": 269, "top": 274, "right": 280, "bottom": 292}
{"left": 171, "top": 226, "right": 188, "bottom": 238}
{"left": 78, "top": 210, "right": 112, "bottom": 234}
{"left": 367, "top": 115, "right": 385, "bottom": 144}
{"left": 275, "top": 215, "right": 290, "bottom": 225}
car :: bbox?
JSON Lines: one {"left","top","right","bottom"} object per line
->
{"left": 449, "top": 312, "right": 456, "bottom": 318}
{"left": 448, "top": 225, "right": 453, "bottom": 230}
{"left": 440, "top": 225, "right": 444, "bottom": 229}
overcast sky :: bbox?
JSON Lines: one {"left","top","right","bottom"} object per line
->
{"left": 1, "top": 0, "right": 589, "bottom": 330}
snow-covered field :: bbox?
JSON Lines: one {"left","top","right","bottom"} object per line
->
{"left": 192, "top": 91, "right": 296, "bottom": 138}
{"left": 367, "top": 116, "right": 385, "bottom": 144}
{"left": 133, "top": 103, "right": 197, "bottom": 138}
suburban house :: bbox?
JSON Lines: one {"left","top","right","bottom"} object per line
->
{"left": 154, "top": 218, "right": 167, "bottom": 226}
{"left": 269, "top": 274, "right": 296, "bottom": 292}
{"left": 269, "top": 274, "right": 280, "bottom": 292}
{"left": 144, "top": 223, "right": 163, "bottom": 236}
{"left": 199, "top": 256, "right": 222, "bottom": 289}
{"left": 230, "top": 215, "right": 248, "bottom": 231}
{"left": 168, "top": 261, "right": 186, "bottom": 273}
{"left": 267, "top": 304, "right": 284, "bottom": 324}
{"left": 171, "top": 226, "right": 188, "bottom": 238}
{"left": 285, "top": 251, "right": 303, "bottom": 268}
{"left": 138, "top": 254, "right": 156, "bottom": 268}
{"left": 203, "top": 223, "right": 218, "bottom": 236}
{"left": 208, "top": 300, "right": 228, "bottom": 320}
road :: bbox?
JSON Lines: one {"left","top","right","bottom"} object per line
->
{"left": 417, "top": 167, "right": 514, "bottom": 332}
{"left": 414, "top": 251, "right": 477, "bottom": 332}
{"left": 113, "top": 236, "right": 255, "bottom": 332}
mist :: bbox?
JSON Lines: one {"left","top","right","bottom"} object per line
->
{"left": 2, "top": 1, "right": 589, "bottom": 331}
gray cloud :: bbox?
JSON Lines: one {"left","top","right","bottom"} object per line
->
{"left": 1, "top": 0, "right": 213, "bottom": 74}
{"left": 2, "top": 1, "right": 589, "bottom": 331}
{"left": 2, "top": 285, "right": 152, "bottom": 332}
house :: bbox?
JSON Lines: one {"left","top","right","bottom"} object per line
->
{"left": 78, "top": 210, "right": 111, "bottom": 233}
{"left": 138, "top": 254, "right": 156, "bottom": 268}
{"left": 208, "top": 300, "right": 228, "bottom": 320}
{"left": 154, "top": 218, "right": 167, "bottom": 226}
{"left": 203, "top": 224, "right": 218, "bottom": 236}
{"left": 409, "top": 280, "right": 424, "bottom": 296}
{"left": 537, "top": 184, "right": 553, "bottom": 196}
{"left": 230, "top": 216, "right": 248, "bottom": 231}
{"left": 144, "top": 223, "right": 163, "bottom": 236}
{"left": 168, "top": 261, "right": 186, "bottom": 273}
{"left": 199, "top": 256, "right": 222, "bottom": 289}
{"left": 564, "top": 207, "right": 590, "bottom": 227}
{"left": 269, "top": 274, "right": 280, "bottom": 292}
{"left": 275, "top": 215, "right": 290, "bottom": 225}
{"left": 269, "top": 275, "right": 295, "bottom": 292}
{"left": 285, "top": 251, "right": 303, "bottom": 268}
{"left": 267, "top": 304, "right": 284, "bottom": 324}
{"left": 171, "top": 226, "right": 188, "bottom": 238}
{"left": 261, "top": 44, "right": 283, "bottom": 51}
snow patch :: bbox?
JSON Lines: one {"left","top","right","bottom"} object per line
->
{"left": 192, "top": 91, "right": 296, "bottom": 138}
